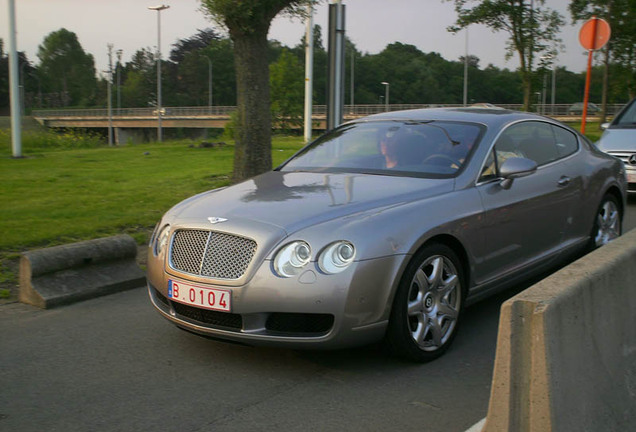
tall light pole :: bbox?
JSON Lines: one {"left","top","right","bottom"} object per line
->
{"left": 116, "top": 49, "right": 123, "bottom": 110}
{"left": 381, "top": 82, "right": 389, "bottom": 112}
{"left": 540, "top": 54, "right": 556, "bottom": 115}
{"left": 8, "top": 0, "right": 22, "bottom": 157}
{"left": 20, "top": 60, "right": 27, "bottom": 115}
{"left": 350, "top": 48, "right": 354, "bottom": 113}
{"left": 463, "top": 28, "right": 469, "bottom": 106}
{"left": 206, "top": 57, "right": 213, "bottom": 111}
{"left": 551, "top": 63, "right": 556, "bottom": 115}
{"left": 304, "top": 3, "right": 314, "bottom": 143}
{"left": 148, "top": 4, "right": 169, "bottom": 142}
{"left": 107, "top": 44, "right": 114, "bottom": 146}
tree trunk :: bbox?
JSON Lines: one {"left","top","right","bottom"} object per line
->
{"left": 231, "top": 33, "right": 272, "bottom": 182}
{"left": 522, "top": 71, "right": 532, "bottom": 112}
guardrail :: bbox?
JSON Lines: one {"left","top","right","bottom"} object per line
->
{"left": 31, "top": 103, "right": 626, "bottom": 119}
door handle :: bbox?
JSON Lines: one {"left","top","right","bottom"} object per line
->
{"left": 558, "top": 176, "right": 571, "bottom": 187}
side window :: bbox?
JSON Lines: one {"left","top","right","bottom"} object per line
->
{"left": 509, "top": 121, "right": 560, "bottom": 166}
{"left": 478, "top": 129, "right": 526, "bottom": 183}
{"left": 551, "top": 124, "right": 578, "bottom": 157}
{"left": 479, "top": 149, "right": 497, "bottom": 182}
{"left": 494, "top": 133, "right": 525, "bottom": 168}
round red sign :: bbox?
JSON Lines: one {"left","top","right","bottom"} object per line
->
{"left": 579, "top": 17, "right": 611, "bottom": 50}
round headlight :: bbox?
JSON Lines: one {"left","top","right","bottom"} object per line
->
{"left": 273, "top": 241, "right": 312, "bottom": 278}
{"left": 319, "top": 241, "right": 356, "bottom": 274}
{"left": 153, "top": 224, "right": 171, "bottom": 256}
{"left": 149, "top": 222, "right": 160, "bottom": 247}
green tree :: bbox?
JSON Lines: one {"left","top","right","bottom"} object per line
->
{"left": 169, "top": 28, "right": 221, "bottom": 63}
{"left": 570, "top": 0, "right": 636, "bottom": 100}
{"left": 290, "top": 24, "right": 328, "bottom": 105}
{"left": 120, "top": 48, "right": 155, "bottom": 108}
{"left": 270, "top": 49, "right": 304, "bottom": 130}
{"left": 447, "top": 0, "right": 564, "bottom": 111}
{"left": 37, "top": 28, "right": 97, "bottom": 107}
{"left": 612, "top": 0, "right": 636, "bottom": 98}
{"left": 200, "top": 0, "right": 318, "bottom": 182}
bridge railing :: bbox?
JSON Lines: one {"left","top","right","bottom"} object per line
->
{"left": 31, "top": 103, "right": 626, "bottom": 119}
{"left": 31, "top": 106, "right": 239, "bottom": 118}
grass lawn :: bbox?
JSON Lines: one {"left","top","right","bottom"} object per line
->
{"left": 0, "top": 133, "right": 305, "bottom": 301}
{"left": 562, "top": 121, "right": 605, "bottom": 142}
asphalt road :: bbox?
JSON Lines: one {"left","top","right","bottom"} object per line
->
{"left": 2, "top": 196, "right": 635, "bottom": 432}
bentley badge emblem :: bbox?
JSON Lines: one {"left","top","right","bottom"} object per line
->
{"left": 207, "top": 217, "right": 228, "bottom": 224}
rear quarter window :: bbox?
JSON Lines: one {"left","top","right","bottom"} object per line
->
{"left": 551, "top": 125, "right": 578, "bottom": 158}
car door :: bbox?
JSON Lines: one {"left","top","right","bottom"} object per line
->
{"left": 473, "top": 121, "right": 580, "bottom": 285}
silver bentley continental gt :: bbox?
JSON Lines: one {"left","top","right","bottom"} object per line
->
{"left": 147, "top": 108, "right": 627, "bottom": 362}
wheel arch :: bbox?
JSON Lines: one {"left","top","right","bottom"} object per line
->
{"left": 604, "top": 185, "right": 625, "bottom": 223}
{"left": 384, "top": 233, "right": 471, "bottom": 361}
{"left": 424, "top": 234, "right": 471, "bottom": 293}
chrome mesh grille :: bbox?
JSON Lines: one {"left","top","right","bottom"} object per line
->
{"left": 170, "top": 229, "right": 257, "bottom": 280}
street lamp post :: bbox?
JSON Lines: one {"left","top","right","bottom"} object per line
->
{"left": 107, "top": 44, "right": 114, "bottom": 146}
{"left": 206, "top": 57, "right": 213, "bottom": 112}
{"left": 381, "top": 82, "right": 389, "bottom": 112}
{"left": 19, "top": 60, "right": 27, "bottom": 116}
{"left": 8, "top": 0, "right": 21, "bottom": 157}
{"left": 463, "top": 28, "right": 469, "bottom": 106}
{"left": 551, "top": 64, "right": 556, "bottom": 115}
{"left": 148, "top": 4, "right": 169, "bottom": 142}
{"left": 116, "top": 49, "right": 122, "bottom": 110}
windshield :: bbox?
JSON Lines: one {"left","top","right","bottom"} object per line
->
{"left": 280, "top": 121, "right": 485, "bottom": 178}
{"left": 612, "top": 99, "right": 636, "bottom": 127}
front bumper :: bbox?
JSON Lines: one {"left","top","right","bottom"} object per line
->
{"left": 147, "top": 254, "right": 406, "bottom": 349}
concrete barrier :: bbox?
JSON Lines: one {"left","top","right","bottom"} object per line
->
{"left": 19, "top": 235, "right": 146, "bottom": 309}
{"left": 483, "top": 229, "right": 636, "bottom": 431}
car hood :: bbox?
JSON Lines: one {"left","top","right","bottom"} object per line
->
{"left": 597, "top": 128, "right": 636, "bottom": 152}
{"left": 169, "top": 171, "right": 454, "bottom": 235}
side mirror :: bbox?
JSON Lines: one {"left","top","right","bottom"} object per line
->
{"left": 499, "top": 157, "right": 538, "bottom": 190}
{"left": 600, "top": 122, "right": 610, "bottom": 130}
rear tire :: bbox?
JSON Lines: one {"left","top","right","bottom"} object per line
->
{"left": 386, "top": 243, "right": 465, "bottom": 362}
{"left": 590, "top": 194, "right": 622, "bottom": 250}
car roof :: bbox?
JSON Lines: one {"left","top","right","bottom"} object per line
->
{"left": 350, "top": 107, "right": 551, "bottom": 130}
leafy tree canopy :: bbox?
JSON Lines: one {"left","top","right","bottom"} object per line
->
{"left": 37, "top": 28, "right": 97, "bottom": 107}
{"left": 170, "top": 28, "right": 221, "bottom": 63}
{"left": 447, "top": 0, "right": 564, "bottom": 110}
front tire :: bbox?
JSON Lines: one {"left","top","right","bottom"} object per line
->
{"left": 386, "top": 243, "right": 465, "bottom": 362}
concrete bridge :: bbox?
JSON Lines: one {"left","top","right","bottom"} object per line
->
{"left": 30, "top": 103, "right": 613, "bottom": 143}
{"left": 30, "top": 104, "right": 519, "bottom": 129}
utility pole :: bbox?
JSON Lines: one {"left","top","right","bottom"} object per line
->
{"left": 148, "top": 4, "right": 170, "bottom": 142}
{"left": 116, "top": 49, "right": 123, "bottom": 110}
{"left": 463, "top": 28, "right": 468, "bottom": 106}
{"left": 107, "top": 44, "right": 114, "bottom": 146}
{"left": 207, "top": 57, "right": 213, "bottom": 110}
{"left": 8, "top": 0, "right": 22, "bottom": 157}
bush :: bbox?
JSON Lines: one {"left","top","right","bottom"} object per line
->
{"left": 1, "top": 128, "right": 105, "bottom": 155}
{"left": 223, "top": 110, "right": 239, "bottom": 141}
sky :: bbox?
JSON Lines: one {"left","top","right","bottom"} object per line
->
{"left": 1, "top": 0, "right": 593, "bottom": 79}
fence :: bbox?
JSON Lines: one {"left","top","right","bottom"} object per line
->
{"left": 31, "top": 103, "right": 626, "bottom": 120}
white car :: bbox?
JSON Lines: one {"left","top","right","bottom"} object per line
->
{"left": 597, "top": 98, "right": 636, "bottom": 193}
